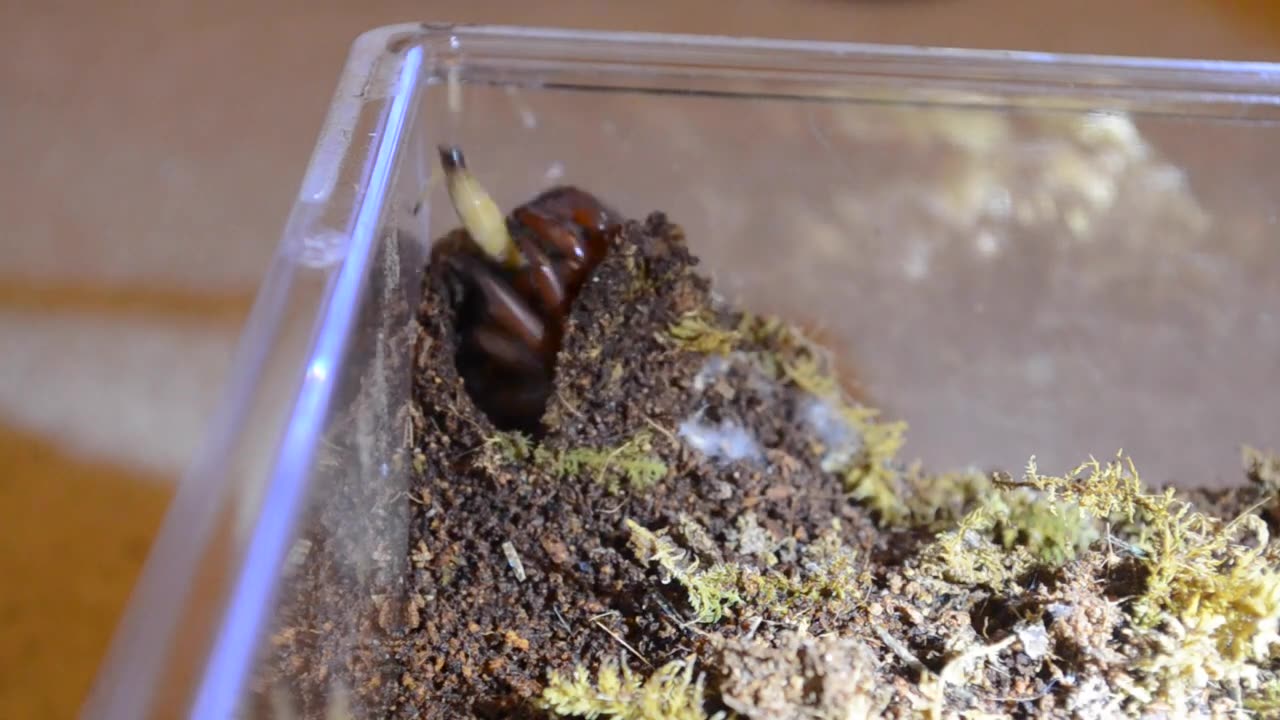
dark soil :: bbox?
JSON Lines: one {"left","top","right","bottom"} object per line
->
{"left": 252, "top": 202, "right": 1280, "bottom": 720}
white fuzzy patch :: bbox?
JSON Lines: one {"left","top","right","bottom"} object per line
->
{"left": 800, "top": 394, "right": 862, "bottom": 473}
{"left": 691, "top": 354, "right": 731, "bottom": 393}
{"left": 678, "top": 417, "right": 763, "bottom": 464}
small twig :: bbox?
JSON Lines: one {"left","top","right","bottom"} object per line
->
{"left": 555, "top": 391, "right": 584, "bottom": 420}
{"left": 1229, "top": 492, "right": 1278, "bottom": 530}
{"left": 593, "top": 619, "right": 652, "bottom": 669}
{"left": 450, "top": 436, "right": 492, "bottom": 463}
{"left": 652, "top": 592, "right": 712, "bottom": 638}
{"left": 551, "top": 605, "right": 572, "bottom": 635}
{"left": 914, "top": 634, "right": 1019, "bottom": 720}
{"left": 652, "top": 600, "right": 717, "bottom": 641}
{"left": 652, "top": 593, "right": 684, "bottom": 622}
{"left": 642, "top": 415, "right": 678, "bottom": 447}
{"left": 873, "top": 625, "right": 926, "bottom": 673}
{"left": 1106, "top": 533, "right": 1146, "bottom": 558}
{"left": 677, "top": 618, "right": 715, "bottom": 639}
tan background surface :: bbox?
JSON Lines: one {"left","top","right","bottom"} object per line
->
{"left": 3, "top": 2, "right": 1280, "bottom": 717}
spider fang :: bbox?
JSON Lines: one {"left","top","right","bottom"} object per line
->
{"left": 438, "top": 145, "right": 522, "bottom": 269}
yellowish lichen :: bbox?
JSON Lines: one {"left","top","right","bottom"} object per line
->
{"left": 538, "top": 656, "right": 721, "bottom": 720}
{"left": 1013, "top": 455, "right": 1279, "bottom": 621}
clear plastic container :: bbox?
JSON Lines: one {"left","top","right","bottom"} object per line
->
{"left": 82, "top": 23, "right": 1280, "bottom": 719}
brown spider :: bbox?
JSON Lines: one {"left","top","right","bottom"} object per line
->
{"left": 430, "top": 146, "right": 625, "bottom": 434}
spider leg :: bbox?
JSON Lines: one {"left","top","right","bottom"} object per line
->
{"left": 512, "top": 229, "right": 567, "bottom": 313}
{"left": 512, "top": 205, "right": 587, "bottom": 266}
{"left": 571, "top": 205, "right": 616, "bottom": 237}
{"left": 438, "top": 145, "right": 521, "bottom": 268}
{"left": 575, "top": 221, "right": 612, "bottom": 268}
{"left": 467, "top": 324, "right": 544, "bottom": 374}
{"left": 530, "top": 186, "right": 623, "bottom": 227}
{"left": 444, "top": 253, "right": 546, "bottom": 352}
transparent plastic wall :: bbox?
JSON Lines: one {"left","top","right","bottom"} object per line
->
{"left": 84, "top": 24, "right": 1280, "bottom": 719}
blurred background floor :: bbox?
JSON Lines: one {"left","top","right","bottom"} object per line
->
{"left": 3, "top": 2, "right": 1280, "bottom": 717}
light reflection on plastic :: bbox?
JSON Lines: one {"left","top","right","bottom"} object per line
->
{"left": 189, "top": 44, "right": 424, "bottom": 720}
{"left": 307, "top": 359, "right": 329, "bottom": 384}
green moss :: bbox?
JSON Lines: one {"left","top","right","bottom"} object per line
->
{"left": 486, "top": 431, "right": 667, "bottom": 494}
{"left": 836, "top": 409, "right": 909, "bottom": 523}
{"left": 919, "top": 504, "right": 1036, "bottom": 589}
{"left": 552, "top": 433, "right": 668, "bottom": 494}
{"left": 735, "top": 524, "right": 864, "bottom": 620}
{"left": 626, "top": 519, "right": 744, "bottom": 624}
{"left": 1000, "top": 454, "right": 1149, "bottom": 527}
{"left": 1006, "top": 453, "right": 1280, "bottom": 697}
{"left": 665, "top": 310, "right": 740, "bottom": 356}
{"left": 992, "top": 488, "right": 1097, "bottom": 566}
{"left": 486, "top": 430, "right": 534, "bottom": 465}
{"left": 1011, "top": 455, "right": 1273, "bottom": 619}
{"left": 918, "top": 480, "right": 1095, "bottom": 587}
{"left": 626, "top": 519, "right": 864, "bottom": 625}
{"left": 538, "top": 657, "right": 721, "bottom": 720}
{"left": 922, "top": 468, "right": 1099, "bottom": 570}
